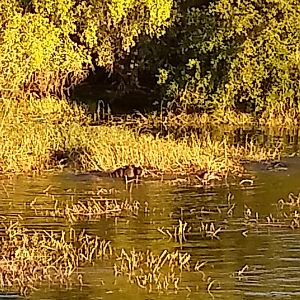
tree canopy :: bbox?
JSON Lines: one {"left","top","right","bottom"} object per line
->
{"left": 0, "top": 0, "right": 173, "bottom": 97}
{"left": 156, "top": 0, "right": 300, "bottom": 113}
{"left": 1, "top": 0, "right": 300, "bottom": 116}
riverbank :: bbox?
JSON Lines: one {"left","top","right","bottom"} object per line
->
{"left": 0, "top": 97, "right": 283, "bottom": 176}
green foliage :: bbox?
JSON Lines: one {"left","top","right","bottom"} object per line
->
{"left": 157, "top": 0, "right": 300, "bottom": 113}
{"left": 0, "top": 0, "right": 173, "bottom": 98}
{"left": 0, "top": 11, "right": 88, "bottom": 96}
{"left": 75, "top": 0, "right": 173, "bottom": 69}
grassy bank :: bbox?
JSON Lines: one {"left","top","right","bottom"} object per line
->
{"left": 0, "top": 97, "right": 280, "bottom": 176}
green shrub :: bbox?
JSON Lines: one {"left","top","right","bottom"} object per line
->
{"left": 0, "top": 10, "right": 88, "bottom": 97}
{"left": 0, "top": 0, "right": 173, "bottom": 98}
{"left": 156, "top": 0, "right": 300, "bottom": 113}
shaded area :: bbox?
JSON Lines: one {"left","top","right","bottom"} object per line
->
{"left": 48, "top": 147, "right": 93, "bottom": 170}
{"left": 71, "top": 68, "right": 158, "bottom": 116}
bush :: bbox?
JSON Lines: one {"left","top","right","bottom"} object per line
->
{"left": 156, "top": 0, "right": 300, "bottom": 113}
{"left": 0, "top": 0, "right": 173, "bottom": 98}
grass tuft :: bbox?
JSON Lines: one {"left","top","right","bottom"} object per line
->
{"left": 0, "top": 97, "right": 281, "bottom": 176}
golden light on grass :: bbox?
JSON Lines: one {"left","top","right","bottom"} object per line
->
{"left": 0, "top": 96, "right": 282, "bottom": 176}
{"left": 31, "top": 196, "right": 141, "bottom": 223}
{"left": 114, "top": 248, "right": 191, "bottom": 292}
{"left": 260, "top": 102, "right": 300, "bottom": 127}
{"left": 0, "top": 222, "right": 112, "bottom": 295}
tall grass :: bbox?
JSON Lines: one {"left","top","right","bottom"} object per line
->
{"left": 0, "top": 97, "right": 280, "bottom": 175}
{"left": 260, "top": 102, "right": 300, "bottom": 127}
{"left": 0, "top": 97, "right": 86, "bottom": 173}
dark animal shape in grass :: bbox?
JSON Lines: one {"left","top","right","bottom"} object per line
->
{"left": 262, "top": 160, "right": 288, "bottom": 171}
{"left": 110, "top": 165, "right": 143, "bottom": 187}
{"left": 196, "top": 171, "right": 221, "bottom": 185}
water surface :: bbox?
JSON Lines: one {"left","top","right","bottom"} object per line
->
{"left": 1, "top": 158, "right": 300, "bottom": 300}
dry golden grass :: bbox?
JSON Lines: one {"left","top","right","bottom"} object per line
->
{"left": 0, "top": 222, "right": 112, "bottom": 295}
{"left": 137, "top": 110, "right": 254, "bottom": 133}
{"left": 0, "top": 96, "right": 282, "bottom": 175}
{"left": 260, "top": 102, "right": 300, "bottom": 127}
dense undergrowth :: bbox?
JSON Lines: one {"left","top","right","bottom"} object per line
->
{"left": 147, "top": 0, "right": 300, "bottom": 114}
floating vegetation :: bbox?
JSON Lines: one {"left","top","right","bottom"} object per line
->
{"left": 0, "top": 222, "right": 112, "bottom": 295}
{"left": 165, "top": 172, "right": 224, "bottom": 188}
{"left": 243, "top": 205, "right": 291, "bottom": 229}
{"left": 0, "top": 217, "right": 217, "bottom": 297}
{"left": 158, "top": 217, "right": 228, "bottom": 243}
{"left": 40, "top": 198, "right": 140, "bottom": 222}
{"left": 30, "top": 190, "right": 141, "bottom": 223}
{"left": 112, "top": 247, "right": 220, "bottom": 296}
{"left": 155, "top": 189, "right": 300, "bottom": 247}
{"left": 31, "top": 182, "right": 300, "bottom": 240}
{"left": 233, "top": 265, "right": 251, "bottom": 281}
{"left": 199, "top": 222, "right": 222, "bottom": 240}
{"left": 157, "top": 220, "right": 190, "bottom": 244}
{"left": 7, "top": 182, "right": 224, "bottom": 297}
{"left": 114, "top": 248, "right": 191, "bottom": 292}
{"left": 278, "top": 192, "right": 300, "bottom": 208}
{"left": 239, "top": 179, "right": 254, "bottom": 186}
{"left": 276, "top": 193, "right": 300, "bottom": 229}
{"left": 240, "top": 192, "right": 300, "bottom": 231}
{"left": 3, "top": 175, "right": 300, "bottom": 299}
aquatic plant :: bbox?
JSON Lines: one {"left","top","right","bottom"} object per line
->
{"left": 241, "top": 193, "right": 300, "bottom": 231}
{"left": 157, "top": 219, "right": 189, "bottom": 244}
{"left": 114, "top": 248, "right": 191, "bottom": 292}
{"left": 30, "top": 191, "right": 141, "bottom": 223}
{"left": 0, "top": 222, "right": 112, "bottom": 295}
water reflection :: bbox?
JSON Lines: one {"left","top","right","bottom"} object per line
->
{"left": 0, "top": 159, "right": 300, "bottom": 299}
{"left": 233, "top": 127, "right": 300, "bottom": 156}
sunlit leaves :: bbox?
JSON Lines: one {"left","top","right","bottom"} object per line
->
{"left": 0, "top": 0, "right": 173, "bottom": 97}
{"left": 77, "top": 0, "right": 173, "bottom": 69}
{"left": 159, "top": 0, "right": 300, "bottom": 113}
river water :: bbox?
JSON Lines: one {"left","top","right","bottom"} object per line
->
{"left": 1, "top": 156, "right": 300, "bottom": 300}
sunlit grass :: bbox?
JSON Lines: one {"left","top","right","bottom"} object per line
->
{"left": 0, "top": 222, "right": 112, "bottom": 295}
{"left": 0, "top": 96, "right": 282, "bottom": 175}
{"left": 0, "top": 96, "right": 87, "bottom": 173}
{"left": 114, "top": 248, "right": 191, "bottom": 292}
{"left": 260, "top": 102, "right": 300, "bottom": 127}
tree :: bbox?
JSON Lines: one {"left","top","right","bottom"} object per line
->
{"left": 156, "top": 0, "right": 300, "bottom": 113}
{"left": 0, "top": 0, "right": 173, "bottom": 98}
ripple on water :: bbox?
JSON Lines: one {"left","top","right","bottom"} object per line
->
{"left": 1, "top": 160, "right": 300, "bottom": 299}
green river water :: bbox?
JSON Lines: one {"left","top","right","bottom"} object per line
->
{"left": 1, "top": 154, "right": 300, "bottom": 300}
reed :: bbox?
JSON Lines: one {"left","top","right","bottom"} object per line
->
{"left": 114, "top": 248, "right": 191, "bottom": 292}
{"left": 0, "top": 96, "right": 281, "bottom": 176}
{"left": 31, "top": 196, "right": 141, "bottom": 223}
{"left": 260, "top": 102, "right": 300, "bottom": 127}
{"left": 241, "top": 193, "right": 300, "bottom": 231}
{"left": 0, "top": 222, "right": 112, "bottom": 295}
{"left": 134, "top": 110, "right": 254, "bottom": 132}
{"left": 0, "top": 96, "right": 88, "bottom": 173}
{"left": 157, "top": 219, "right": 189, "bottom": 244}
